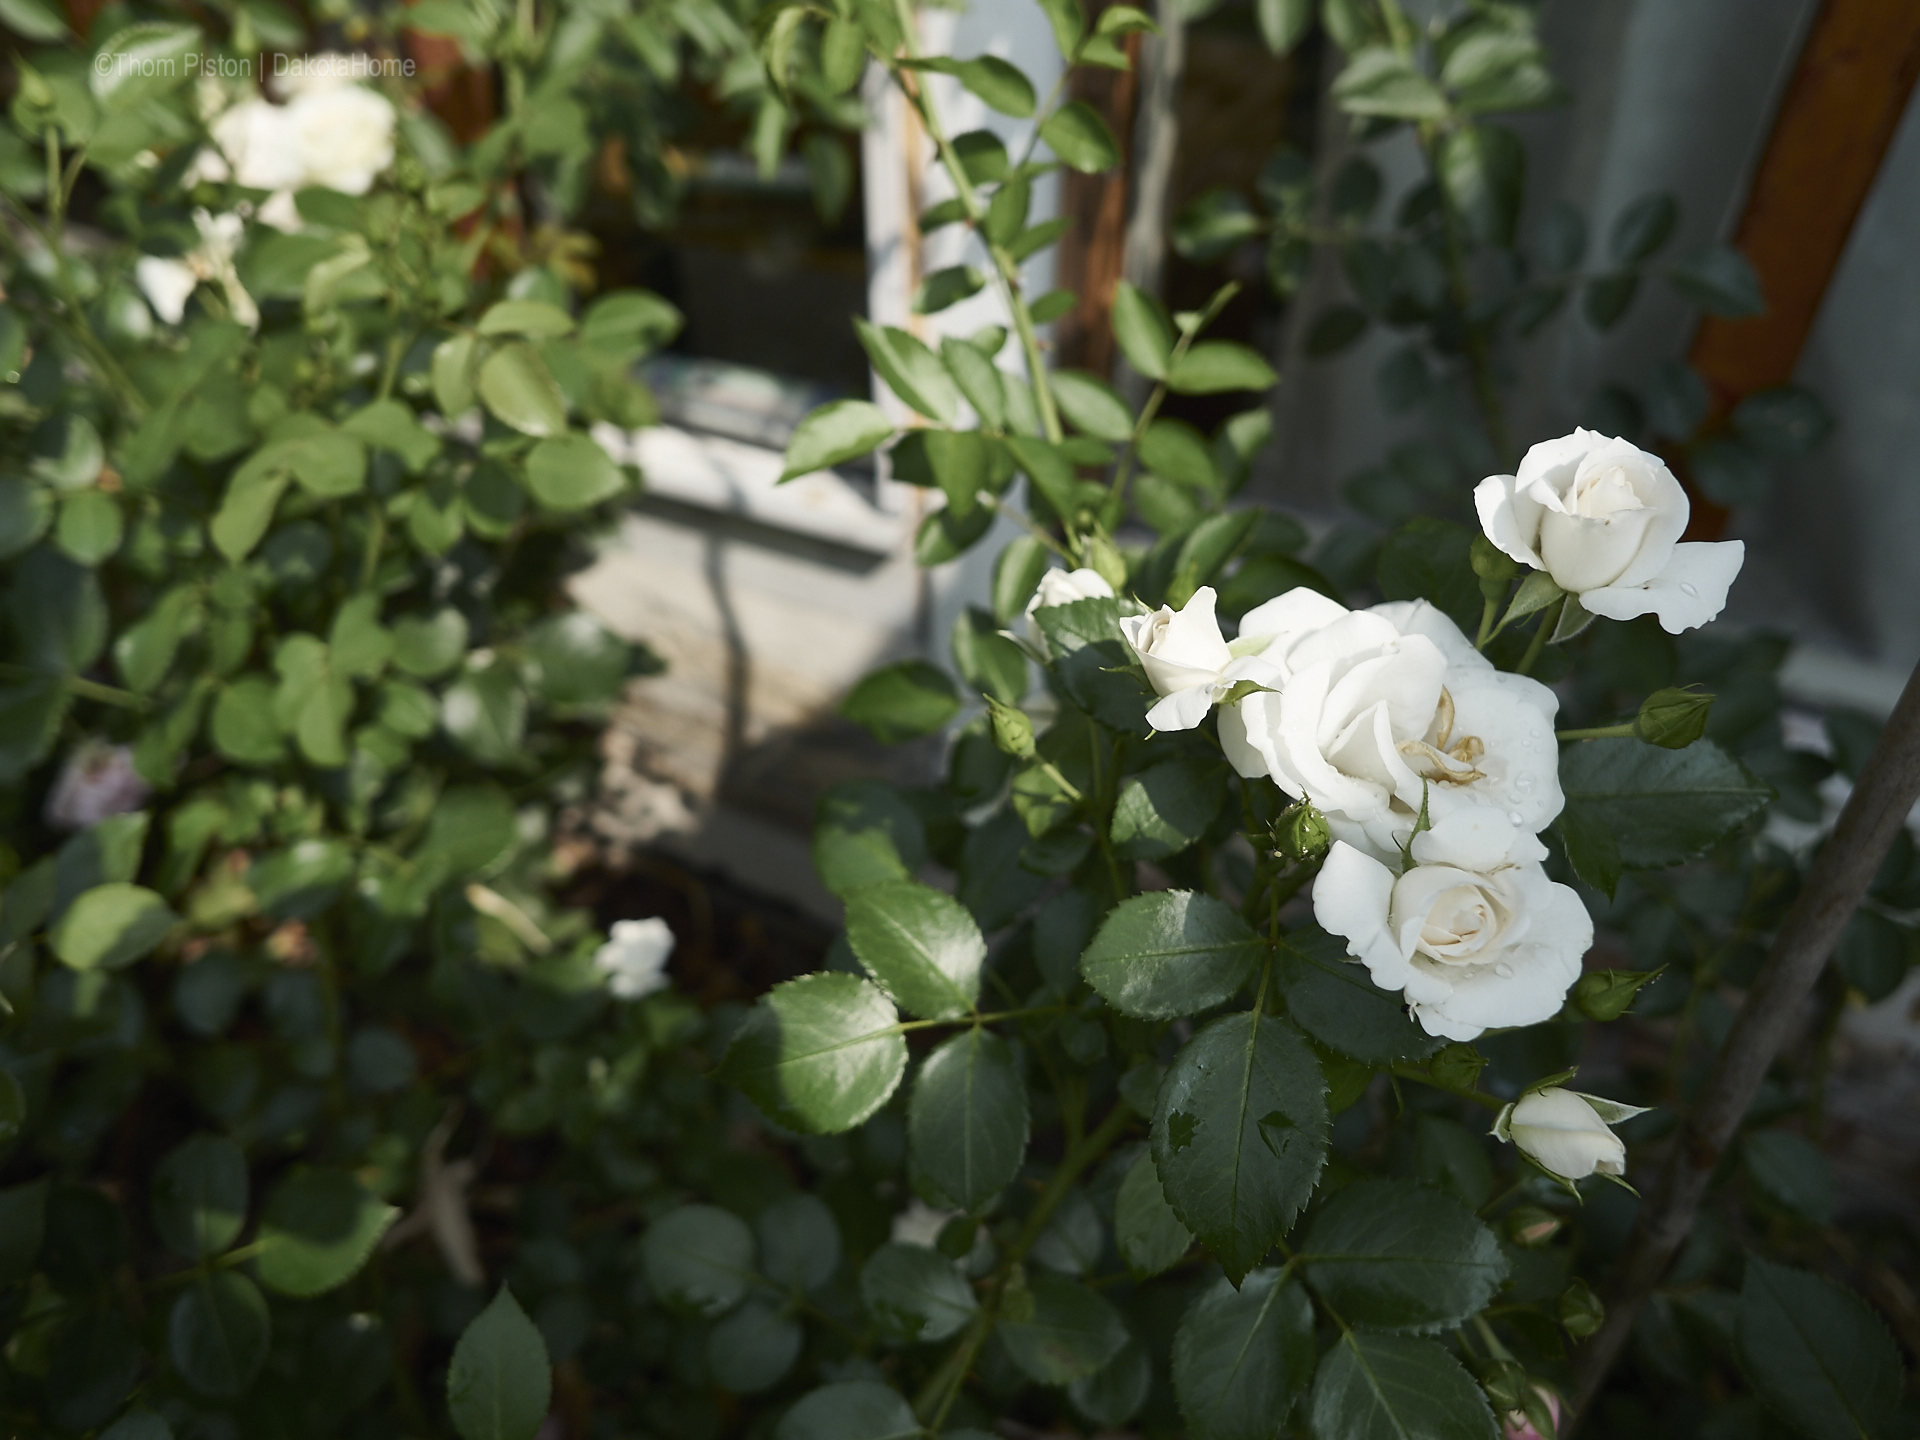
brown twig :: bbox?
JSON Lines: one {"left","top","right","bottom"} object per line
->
{"left": 1569, "top": 658, "right": 1920, "bottom": 1427}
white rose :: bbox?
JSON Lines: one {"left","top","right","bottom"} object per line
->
{"left": 1118, "top": 586, "right": 1276, "bottom": 733}
{"left": 44, "top": 742, "right": 150, "bottom": 830}
{"left": 1312, "top": 806, "right": 1592, "bottom": 1040}
{"left": 210, "top": 97, "right": 307, "bottom": 193}
{"left": 1021, "top": 567, "right": 1115, "bottom": 658}
{"left": 1474, "top": 429, "right": 1745, "bottom": 635}
{"left": 1220, "top": 590, "right": 1562, "bottom": 856}
{"left": 1493, "top": 1087, "right": 1649, "bottom": 1182}
{"left": 135, "top": 209, "right": 258, "bottom": 330}
{"left": 286, "top": 80, "right": 396, "bottom": 196}
{"left": 593, "top": 917, "right": 675, "bottom": 1000}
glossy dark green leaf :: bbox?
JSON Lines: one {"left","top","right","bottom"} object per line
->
{"left": 813, "top": 779, "right": 927, "bottom": 898}
{"left": 860, "top": 1241, "right": 978, "bottom": 1343}
{"left": 1306, "top": 1332, "right": 1496, "bottom": 1440}
{"left": 776, "top": 1382, "right": 921, "bottom": 1440}
{"left": 1173, "top": 1268, "right": 1316, "bottom": 1440}
{"left": 1081, "top": 890, "right": 1262, "bottom": 1019}
{"left": 1668, "top": 245, "right": 1765, "bottom": 318}
{"left": 1114, "top": 1150, "right": 1192, "bottom": 1278}
{"left": 256, "top": 1167, "right": 400, "bottom": 1298}
{"left": 1052, "top": 369, "right": 1134, "bottom": 442}
{"left": 1040, "top": 100, "right": 1121, "bottom": 173}
{"left": 1332, "top": 47, "right": 1447, "bottom": 120}
{"left": 1110, "top": 758, "right": 1228, "bottom": 861}
{"left": 642, "top": 1205, "right": 755, "bottom": 1318}
{"left": 844, "top": 879, "right": 984, "bottom": 1019}
{"left": 998, "top": 1272, "right": 1129, "bottom": 1385}
{"left": 1610, "top": 192, "right": 1677, "bottom": 263}
{"left": 524, "top": 433, "right": 625, "bottom": 511}
{"left": 448, "top": 1286, "right": 552, "bottom": 1440}
{"left": 717, "top": 973, "right": 907, "bottom": 1133}
{"left": 1736, "top": 1257, "right": 1902, "bottom": 1440}
{"left": 391, "top": 608, "right": 469, "bottom": 678}
{"left": 1168, "top": 342, "right": 1278, "bottom": 396}
{"left": 1113, "top": 280, "right": 1175, "bottom": 380}
{"left": 782, "top": 400, "right": 894, "bottom": 481}
{"left": 1299, "top": 1180, "right": 1506, "bottom": 1332}
{"left": 1743, "top": 1131, "right": 1835, "bottom": 1225}
{"left": 47, "top": 1306, "right": 141, "bottom": 1432}
{"left": 477, "top": 343, "right": 567, "bottom": 436}
{"left": 855, "top": 320, "right": 959, "bottom": 423}
{"left": 169, "top": 1272, "right": 270, "bottom": 1397}
{"left": 952, "top": 605, "right": 1028, "bottom": 704}
{"left": 1069, "top": 1336, "right": 1151, "bottom": 1428}
{"left": 840, "top": 660, "right": 962, "bottom": 743}
{"left": 152, "top": 1133, "right": 247, "bottom": 1261}
{"left": 50, "top": 882, "right": 176, "bottom": 971}
{"left": 758, "top": 1194, "right": 842, "bottom": 1292}
{"left": 909, "top": 1028, "right": 1029, "bottom": 1211}
{"left": 1153, "top": 1011, "right": 1328, "bottom": 1283}
{"left": 707, "top": 1298, "right": 802, "bottom": 1392}
{"left": 1559, "top": 738, "right": 1772, "bottom": 877}
{"left": 1276, "top": 926, "right": 1441, "bottom": 1064}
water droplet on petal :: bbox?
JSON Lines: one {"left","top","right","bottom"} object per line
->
{"left": 1495, "top": 963, "right": 1514, "bottom": 979}
{"left": 1680, "top": 582, "right": 1699, "bottom": 597}
{"left": 1515, "top": 773, "right": 1535, "bottom": 793}
{"left": 1508, "top": 811, "right": 1524, "bottom": 826}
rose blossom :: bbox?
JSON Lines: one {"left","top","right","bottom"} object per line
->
{"left": 1313, "top": 806, "right": 1592, "bottom": 1040}
{"left": 1474, "top": 428, "right": 1745, "bottom": 634}
{"left": 1493, "top": 1086, "right": 1649, "bottom": 1183}
{"left": 1119, "top": 586, "right": 1279, "bottom": 733}
{"left": 1022, "top": 567, "right": 1114, "bottom": 658}
{"left": 44, "top": 742, "right": 150, "bottom": 830}
{"left": 1219, "top": 589, "right": 1562, "bottom": 857}
{"left": 194, "top": 66, "right": 396, "bottom": 231}
{"left": 135, "top": 208, "right": 258, "bottom": 329}
{"left": 593, "top": 917, "right": 675, "bottom": 1000}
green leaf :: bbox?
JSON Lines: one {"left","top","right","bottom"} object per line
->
{"left": 1111, "top": 759, "right": 1229, "bottom": 862}
{"left": 942, "top": 338, "right": 1009, "bottom": 433}
{"left": 0, "top": 477, "right": 52, "bottom": 559}
{"left": 1610, "top": 192, "right": 1678, "bottom": 263}
{"left": 1173, "top": 1268, "right": 1316, "bottom": 1440}
{"left": 0, "top": 1178, "right": 45, "bottom": 1285}
{"left": 392, "top": 608, "right": 469, "bottom": 678}
{"left": 758, "top": 1195, "right": 843, "bottom": 1292}
{"left": 952, "top": 606, "right": 1028, "bottom": 704}
{"left": 477, "top": 298, "right": 576, "bottom": 338}
{"left": 1070, "top": 1338, "right": 1151, "bottom": 1428}
{"left": 1744, "top": 1131, "right": 1834, "bottom": 1225}
{"left": 717, "top": 972, "right": 907, "bottom": 1133}
{"left": 860, "top": 1241, "right": 978, "bottom": 1342}
{"left": 1299, "top": 1180, "right": 1506, "bottom": 1332}
{"left": 913, "top": 264, "right": 987, "bottom": 315}
{"left": 776, "top": 1382, "right": 921, "bottom": 1440}
{"left": 55, "top": 490, "right": 122, "bottom": 565}
{"left": 1114, "top": 1151, "right": 1193, "bottom": 1279}
{"left": 168, "top": 1272, "right": 270, "bottom": 1398}
{"left": 343, "top": 399, "right": 441, "bottom": 471}
{"left": 98, "top": 1410, "right": 171, "bottom": 1440}
{"left": 1736, "top": 1257, "right": 1902, "bottom": 1440}
{"left": 992, "top": 537, "right": 1052, "bottom": 622}
{"left": 152, "top": 1134, "right": 247, "bottom": 1261}
{"left": 642, "top": 1205, "right": 755, "bottom": 1318}
{"left": 1733, "top": 385, "right": 1832, "bottom": 459}
{"left": 1036, "top": 0, "right": 1084, "bottom": 56}
{"left": 909, "top": 1028, "right": 1029, "bottom": 1211}
{"left": 1005, "top": 434, "right": 1078, "bottom": 519}
{"left": 441, "top": 661, "right": 527, "bottom": 765}
{"left": 47, "top": 1306, "right": 141, "bottom": 1432}
{"left": 1257, "top": 0, "right": 1311, "bottom": 53}
{"left": 525, "top": 612, "right": 628, "bottom": 706}
{"left": 0, "top": 0, "right": 67, "bottom": 41}
{"left": 1437, "top": 124, "right": 1523, "bottom": 249}
{"left": 524, "top": 433, "right": 625, "bottom": 511}
{"left": 1558, "top": 738, "right": 1772, "bottom": 875}
{"left": 845, "top": 879, "right": 984, "bottom": 1019}
{"left": 708, "top": 1297, "right": 802, "bottom": 1393}
{"left": 448, "top": 1286, "right": 553, "bottom": 1440}
{"left": 1140, "top": 418, "right": 1223, "bottom": 494}
{"left": 1154, "top": 1011, "right": 1328, "bottom": 1283}
{"left": 1306, "top": 1332, "right": 1496, "bottom": 1440}
{"left": 432, "top": 332, "right": 478, "bottom": 415}
{"left": 855, "top": 320, "right": 959, "bottom": 423}
{"left": 478, "top": 343, "right": 568, "bottom": 436}
{"left": 51, "top": 883, "right": 176, "bottom": 971}
{"left": 1441, "top": 33, "right": 1560, "bottom": 114}
{"left": 1081, "top": 890, "right": 1262, "bottom": 1019}
{"left": 329, "top": 594, "right": 393, "bottom": 680}
{"left": 812, "top": 779, "right": 927, "bottom": 898}
{"left": 1112, "top": 281, "right": 1174, "bottom": 379}
{"left": 255, "top": 1168, "right": 400, "bottom": 1298}
{"left": 1052, "top": 369, "right": 1134, "bottom": 442}
{"left": 1168, "top": 342, "right": 1278, "bottom": 395}
{"left": 999, "top": 1272, "right": 1129, "bottom": 1384}
{"left": 782, "top": 400, "right": 895, "bottom": 481}
{"left": 421, "top": 785, "right": 518, "bottom": 876}
{"left": 211, "top": 677, "right": 285, "bottom": 765}
{"left": 1276, "top": 927, "right": 1441, "bottom": 1064}
{"left": 1669, "top": 245, "right": 1766, "bottom": 318}
{"left": 211, "top": 468, "right": 290, "bottom": 562}
{"left": 1375, "top": 517, "right": 1481, "bottom": 634}
{"left": 1041, "top": 100, "right": 1122, "bottom": 173}
{"left": 911, "top": 54, "right": 1036, "bottom": 117}
{"left": 1331, "top": 48, "right": 1449, "bottom": 120}
{"left": 840, "top": 660, "right": 962, "bottom": 742}
{"left": 92, "top": 24, "right": 198, "bottom": 109}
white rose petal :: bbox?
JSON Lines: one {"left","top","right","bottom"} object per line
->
{"left": 1022, "top": 567, "right": 1116, "bottom": 659}
{"left": 44, "top": 742, "right": 151, "bottom": 830}
{"left": 1119, "top": 586, "right": 1276, "bottom": 733}
{"left": 212, "top": 97, "right": 307, "bottom": 192}
{"left": 1312, "top": 806, "right": 1591, "bottom": 1040}
{"left": 1501, "top": 1088, "right": 1629, "bottom": 1181}
{"left": 1474, "top": 428, "right": 1745, "bottom": 635}
{"left": 593, "top": 917, "right": 676, "bottom": 1000}
{"left": 1222, "top": 594, "right": 1561, "bottom": 854}
{"left": 287, "top": 82, "right": 396, "bottom": 196}
{"left": 135, "top": 256, "right": 200, "bottom": 325}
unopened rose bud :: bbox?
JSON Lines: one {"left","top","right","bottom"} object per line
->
{"left": 1635, "top": 685, "right": 1714, "bottom": 749}
{"left": 1428, "top": 1042, "right": 1488, "bottom": 1095}
{"left": 1503, "top": 1205, "right": 1563, "bottom": 1248}
{"left": 985, "top": 696, "right": 1036, "bottom": 760}
{"left": 1471, "top": 533, "right": 1522, "bottom": 600}
{"left": 1573, "top": 967, "right": 1662, "bottom": 1022}
{"left": 1493, "top": 1087, "right": 1650, "bottom": 1183}
{"left": 1082, "top": 532, "right": 1129, "bottom": 592}
{"left": 1557, "top": 1278, "right": 1604, "bottom": 1338}
{"left": 1274, "top": 801, "right": 1331, "bottom": 862}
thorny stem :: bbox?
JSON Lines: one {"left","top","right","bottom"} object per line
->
{"left": 916, "top": 1103, "right": 1135, "bottom": 1429}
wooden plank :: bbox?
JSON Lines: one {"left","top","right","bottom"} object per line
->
{"left": 1685, "top": 0, "right": 1920, "bottom": 536}
{"left": 1050, "top": 34, "right": 1141, "bottom": 376}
